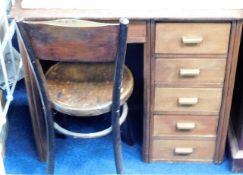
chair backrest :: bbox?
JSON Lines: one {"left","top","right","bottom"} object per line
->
{"left": 20, "top": 19, "right": 121, "bottom": 62}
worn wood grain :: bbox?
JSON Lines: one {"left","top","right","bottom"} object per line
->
{"left": 155, "top": 23, "right": 231, "bottom": 54}
{"left": 127, "top": 22, "right": 146, "bottom": 43}
{"left": 215, "top": 22, "right": 243, "bottom": 163}
{"left": 145, "top": 20, "right": 155, "bottom": 163}
{"left": 153, "top": 115, "right": 218, "bottom": 138}
{"left": 155, "top": 58, "right": 226, "bottom": 87}
{"left": 23, "top": 20, "right": 119, "bottom": 62}
{"left": 154, "top": 87, "right": 223, "bottom": 115}
{"left": 17, "top": 32, "right": 47, "bottom": 161}
{"left": 142, "top": 21, "right": 152, "bottom": 162}
{"left": 46, "top": 62, "right": 134, "bottom": 116}
{"left": 151, "top": 139, "right": 216, "bottom": 162}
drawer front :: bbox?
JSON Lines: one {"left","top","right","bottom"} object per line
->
{"left": 152, "top": 139, "right": 215, "bottom": 161}
{"left": 153, "top": 115, "right": 218, "bottom": 137}
{"left": 155, "top": 58, "right": 226, "bottom": 85}
{"left": 127, "top": 22, "right": 146, "bottom": 43}
{"left": 155, "top": 23, "right": 231, "bottom": 54}
{"left": 154, "top": 88, "right": 222, "bottom": 115}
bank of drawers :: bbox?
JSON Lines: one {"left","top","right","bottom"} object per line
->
{"left": 151, "top": 23, "right": 231, "bottom": 162}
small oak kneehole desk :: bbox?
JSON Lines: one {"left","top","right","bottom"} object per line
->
{"left": 11, "top": 0, "right": 243, "bottom": 167}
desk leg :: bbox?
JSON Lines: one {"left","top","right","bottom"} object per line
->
{"left": 143, "top": 21, "right": 152, "bottom": 162}
{"left": 215, "top": 21, "right": 242, "bottom": 163}
{"left": 22, "top": 46, "right": 47, "bottom": 162}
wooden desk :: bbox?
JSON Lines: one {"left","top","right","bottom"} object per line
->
{"left": 11, "top": 0, "right": 243, "bottom": 164}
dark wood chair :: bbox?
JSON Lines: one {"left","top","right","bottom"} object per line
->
{"left": 16, "top": 18, "right": 133, "bottom": 174}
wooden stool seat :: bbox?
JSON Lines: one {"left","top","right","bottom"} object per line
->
{"left": 46, "top": 62, "right": 134, "bottom": 116}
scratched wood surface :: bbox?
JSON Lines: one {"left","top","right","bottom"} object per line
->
{"left": 23, "top": 19, "right": 119, "bottom": 62}
{"left": 151, "top": 139, "right": 216, "bottom": 162}
{"left": 46, "top": 62, "right": 134, "bottom": 116}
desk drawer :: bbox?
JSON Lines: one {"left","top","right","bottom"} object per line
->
{"left": 155, "top": 58, "right": 226, "bottom": 86}
{"left": 152, "top": 139, "right": 215, "bottom": 162}
{"left": 153, "top": 115, "right": 218, "bottom": 137}
{"left": 127, "top": 22, "right": 146, "bottom": 43}
{"left": 155, "top": 23, "right": 231, "bottom": 54}
{"left": 154, "top": 88, "right": 222, "bottom": 115}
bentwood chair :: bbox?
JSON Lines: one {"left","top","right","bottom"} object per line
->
{"left": 17, "top": 18, "right": 133, "bottom": 174}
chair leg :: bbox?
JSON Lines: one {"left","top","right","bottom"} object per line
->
{"left": 47, "top": 150, "right": 54, "bottom": 175}
{"left": 46, "top": 111, "right": 55, "bottom": 175}
{"left": 121, "top": 114, "right": 134, "bottom": 146}
{"left": 112, "top": 109, "right": 124, "bottom": 174}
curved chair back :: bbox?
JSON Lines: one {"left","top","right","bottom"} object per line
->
{"left": 21, "top": 19, "right": 120, "bottom": 62}
{"left": 16, "top": 18, "right": 129, "bottom": 174}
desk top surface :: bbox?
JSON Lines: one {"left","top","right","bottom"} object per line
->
{"left": 11, "top": 0, "right": 243, "bottom": 20}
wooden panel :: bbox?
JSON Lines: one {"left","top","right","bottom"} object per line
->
{"left": 155, "top": 23, "right": 231, "bottom": 54}
{"left": 153, "top": 115, "right": 218, "bottom": 137}
{"left": 215, "top": 22, "right": 243, "bottom": 163}
{"left": 154, "top": 88, "right": 223, "bottom": 115}
{"left": 155, "top": 58, "right": 226, "bottom": 86}
{"left": 227, "top": 23, "right": 243, "bottom": 172}
{"left": 143, "top": 21, "right": 152, "bottom": 162}
{"left": 17, "top": 33, "right": 47, "bottom": 161}
{"left": 152, "top": 139, "right": 216, "bottom": 162}
{"left": 128, "top": 22, "right": 146, "bottom": 43}
{"left": 21, "top": 19, "right": 119, "bottom": 62}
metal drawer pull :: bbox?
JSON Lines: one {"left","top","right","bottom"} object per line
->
{"left": 175, "top": 147, "right": 194, "bottom": 155}
{"left": 176, "top": 122, "right": 196, "bottom": 131}
{"left": 180, "top": 68, "right": 200, "bottom": 77}
{"left": 178, "top": 97, "right": 198, "bottom": 106}
{"left": 182, "top": 36, "right": 203, "bottom": 45}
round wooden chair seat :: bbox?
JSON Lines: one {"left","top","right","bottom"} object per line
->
{"left": 45, "top": 62, "right": 134, "bottom": 116}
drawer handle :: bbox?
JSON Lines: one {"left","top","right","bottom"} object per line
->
{"left": 175, "top": 147, "right": 194, "bottom": 155}
{"left": 180, "top": 68, "right": 200, "bottom": 77}
{"left": 178, "top": 97, "right": 198, "bottom": 106}
{"left": 182, "top": 36, "right": 203, "bottom": 45}
{"left": 176, "top": 122, "right": 196, "bottom": 131}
